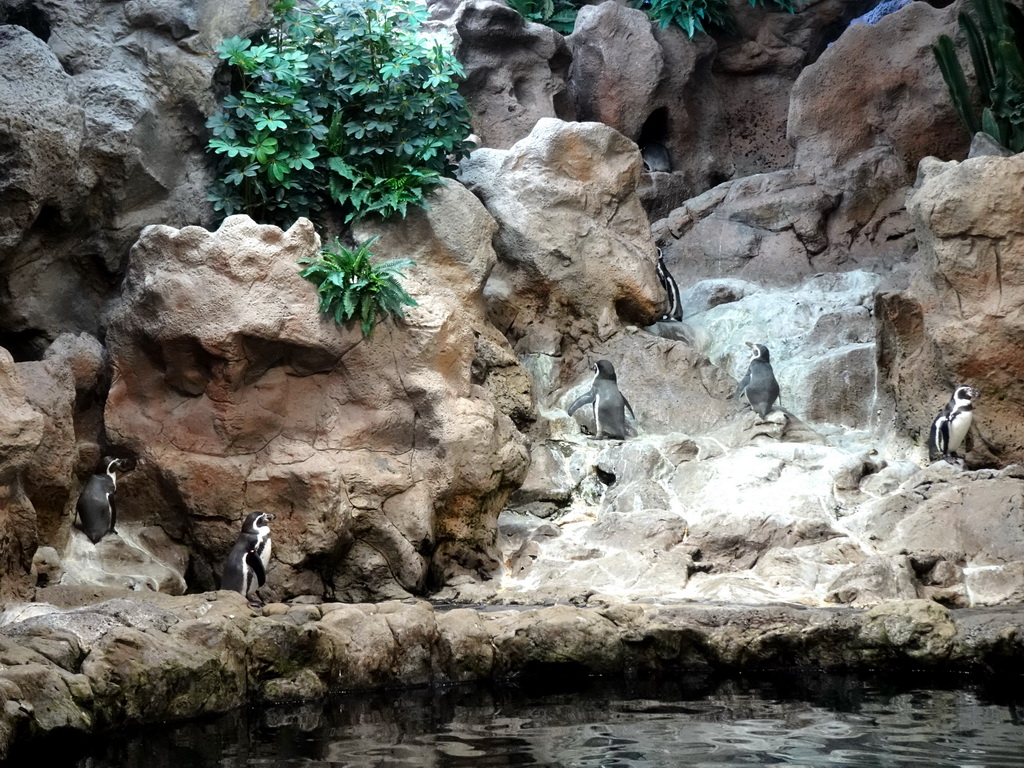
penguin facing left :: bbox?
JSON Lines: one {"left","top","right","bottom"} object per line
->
{"left": 928, "top": 385, "right": 979, "bottom": 463}
{"left": 222, "top": 511, "right": 276, "bottom": 599}
{"left": 76, "top": 456, "right": 135, "bottom": 544}
{"left": 567, "top": 359, "right": 635, "bottom": 439}
{"left": 735, "top": 342, "right": 781, "bottom": 419}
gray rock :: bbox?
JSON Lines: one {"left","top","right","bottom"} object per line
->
{"left": 825, "top": 554, "right": 920, "bottom": 606}
{"left": 436, "top": 0, "right": 573, "bottom": 149}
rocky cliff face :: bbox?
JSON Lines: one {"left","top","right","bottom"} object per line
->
{"left": 1, "top": 0, "right": 1023, "bottom": 617}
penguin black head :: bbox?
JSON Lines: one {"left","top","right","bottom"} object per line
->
{"left": 102, "top": 456, "right": 137, "bottom": 476}
{"left": 953, "top": 385, "right": 979, "bottom": 404}
{"left": 240, "top": 511, "right": 276, "bottom": 534}
{"left": 593, "top": 360, "right": 617, "bottom": 381}
{"left": 746, "top": 342, "right": 771, "bottom": 363}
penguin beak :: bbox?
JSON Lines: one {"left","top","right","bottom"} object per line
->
{"left": 745, "top": 341, "right": 755, "bottom": 349}
{"left": 265, "top": 513, "right": 277, "bottom": 521}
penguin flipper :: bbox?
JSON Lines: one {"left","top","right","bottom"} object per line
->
{"left": 246, "top": 549, "right": 267, "bottom": 588}
{"left": 623, "top": 395, "right": 636, "bottom": 421}
{"left": 928, "top": 416, "right": 948, "bottom": 462}
{"left": 567, "top": 391, "right": 595, "bottom": 417}
{"left": 734, "top": 372, "right": 751, "bottom": 402}
{"left": 109, "top": 493, "right": 117, "bottom": 535}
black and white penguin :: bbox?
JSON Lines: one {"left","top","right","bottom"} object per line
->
{"left": 567, "top": 359, "right": 635, "bottom": 440}
{"left": 735, "top": 342, "right": 781, "bottom": 419}
{"left": 222, "top": 511, "right": 276, "bottom": 599}
{"left": 928, "top": 385, "right": 979, "bottom": 463}
{"left": 76, "top": 456, "right": 134, "bottom": 544}
{"left": 656, "top": 248, "right": 683, "bottom": 322}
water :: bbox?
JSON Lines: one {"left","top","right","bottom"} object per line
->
{"left": 26, "top": 673, "right": 1024, "bottom": 767}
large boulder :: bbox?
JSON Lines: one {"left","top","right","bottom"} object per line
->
{"left": 0, "top": 0, "right": 270, "bottom": 355}
{"left": 0, "top": 348, "right": 45, "bottom": 599}
{"left": 881, "top": 154, "right": 1024, "bottom": 467}
{"left": 104, "top": 183, "right": 530, "bottom": 601}
{"left": 459, "top": 118, "right": 662, "bottom": 368}
{"left": 712, "top": 0, "right": 877, "bottom": 177}
{"left": 567, "top": 2, "right": 726, "bottom": 211}
{"left": 789, "top": 1, "right": 965, "bottom": 176}
{"left": 652, "top": 169, "right": 840, "bottom": 288}
{"left": 787, "top": 0, "right": 967, "bottom": 262}
{"left": 431, "top": 0, "right": 574, "bottom": 149}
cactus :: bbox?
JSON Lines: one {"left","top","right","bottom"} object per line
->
{"left": 933, "top": 0, "right": 1024, "bottom": 152}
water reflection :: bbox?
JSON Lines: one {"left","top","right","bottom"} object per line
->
{"left": 31, "top": 672, "right": 1024, "bottom": 767}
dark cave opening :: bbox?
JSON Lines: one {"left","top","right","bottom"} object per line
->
{"left": 638, "top": 108, "right": 672, "bottom": 173}
{"left": 0, "top": 1, "right": 51, "bottom": 41}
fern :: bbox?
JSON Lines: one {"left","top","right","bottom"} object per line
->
{"left": 298, "top": 236, "right": 418, "bottom": 338}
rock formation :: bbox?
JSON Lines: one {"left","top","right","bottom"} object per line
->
{"left": 430, "top": 0, "right": 575, "bottom": 149}
{"left": 103, "top": 184, "right": 530, "bottom": 602}
{"left": 2, "top": 0, "right": 1024, "bottom": 757}
{"left": 0, "top": 0, "right": 271, "bottom": 355}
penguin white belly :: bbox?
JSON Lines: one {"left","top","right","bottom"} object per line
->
{"left": 594, "top": 392, "right": 603, "bottom": 437}
{"left": 260, "top": 538, "right": 272, "bottom": 572}
{"left": 948, "top": 411, "right": 972, "bottom": 453}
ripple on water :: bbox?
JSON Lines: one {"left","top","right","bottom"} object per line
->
{"left": 28, "top": 673, "right": 1024, "bottom": 768}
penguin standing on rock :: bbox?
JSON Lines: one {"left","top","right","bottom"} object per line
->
{"left": 567, "top": 359, "right": 635, "bottom": 440}
{"left": 655, "top": 248, "right": 684, "bottom": 322}
{"left": 222, "top": 511, "right": 276, "bottom": 600}
{"left": 735, "top": 342, "right": 781, "bottom": 419}
{"left": 928, "top": 385, "right": 979, "bottom": 463}
{"left": 76, "top": 456, "right": 135, "bottom": 544}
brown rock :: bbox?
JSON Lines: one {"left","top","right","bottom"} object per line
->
{"left": 885, "top": 155, "right": 1024, "bottom": 465}
{"left": 106, "top": 184, "right": 529, "bottom": 601}
{"left": 0, "top": 348, "right": 44, "bottom": 600}
{"left": 567, "top": 3, "right": 726, "bottom": 204}
{"left": 437, "top": 0, "right": 574, "bottom": 149}
{"left": 460, "top": 118, "right": 662, "bottom": 367}
{"left": 789, "top": 1, "right": 965, "bottom": 175}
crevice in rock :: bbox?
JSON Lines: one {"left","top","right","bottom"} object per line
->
{"left": 0, "top": 1, "right": 51, "bottom": 41}
{"left": 638, "top": 108, "right": 671, "bottom": 173}
{"left": 0, "top": 328, "right": 47, "bottom": 361}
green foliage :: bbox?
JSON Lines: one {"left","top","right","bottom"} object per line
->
{"left": 933, "top": 0, "right": 1024, "bottom": 151}
{"left": 206, "top": 0, "right": 474, "bottom": 226}
{"left": 634, "top": 0, "right": 797, "bottom": 37}
{"left": 297, "top": 236, "right": 418, "bottom": 337}
{"left": 505, "top": 0, "right": 581, "bottom": 34}
{"left": 635, "top": 0, "right": 733, "bottom": 37}
{"left": 504, "top": 0, "right": 800, "bottom": 39}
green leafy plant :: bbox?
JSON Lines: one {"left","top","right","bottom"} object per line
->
{"left": 505, "top": 0, "right": 581, "bottom": 35}
{"left": 298, "top": 236, "right": 418, "bottom": 337}
{"left": 206, "top": 0, "right": 474, "bottom": 225}
{"left": 634, "top": 0, "right": 797, "bottom": 37}
{"left": 506, "top": 0, "right": 800, "bottom": 39}
{"left": 933, "top": 0, "right": 1024, "bottom": 151}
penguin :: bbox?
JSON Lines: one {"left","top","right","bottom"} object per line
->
{"left": 735, "top": 342, "right": 781, "bottom": 419}
{"left": 76, "top": 456, "right": 133, "bottom": 544}
{"left": 222, "top": 511, "right": 276, "bottom": 599}
{"left": 656, "top": 248, "right": 684, "bottom": 322}
{"left": 928, "top": 385, "right": 979, "bottom": 463}
{"left": 641, "top": 141, "right": 672, "bottom": 173}
{"left": 567, "top": 359, "right": 635, "bottom": 440}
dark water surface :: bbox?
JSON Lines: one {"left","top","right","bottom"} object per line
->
{"left": 27, "top": 672, "right": 1024, "bottom": 767}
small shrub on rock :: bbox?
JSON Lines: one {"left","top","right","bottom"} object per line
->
{"left": 298, "top": 235, "right": 418, "bottom": 337}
